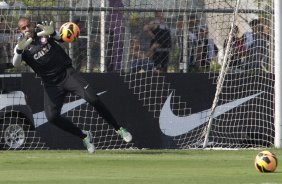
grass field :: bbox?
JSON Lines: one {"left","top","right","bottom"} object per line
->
{"left": 0, "top": 149, "right": 281, "bottom": 184}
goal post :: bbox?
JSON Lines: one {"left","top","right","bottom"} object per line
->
{"left": 274, "top": 0, "right": 282, "bottom": 148}
{"left": 200, "top": 0, "right": 282, "bottom": 149}
{"left": 203, "top": 0, "right": 242, "bottom": 148}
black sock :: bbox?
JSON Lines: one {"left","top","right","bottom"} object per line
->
{"left": 92, "top": 98, "right": 121, "bottom": 131}
{"left": 50, "top": 116, "right": 86, "bottom": 139}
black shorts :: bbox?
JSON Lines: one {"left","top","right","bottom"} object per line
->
{"left": 43, "top": 67, "right": 96, "bottom": 119}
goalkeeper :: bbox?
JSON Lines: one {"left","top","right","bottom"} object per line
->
{"left": 12, "top": 17, "right": 132, "bottom": 153}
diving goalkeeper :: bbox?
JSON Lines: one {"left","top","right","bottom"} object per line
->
{"left": 12, "top": 17, "right": 132, "bottom": 153}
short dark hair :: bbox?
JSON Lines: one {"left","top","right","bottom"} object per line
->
{"left": 18, "top": 16, "right": 30, "bottom": 21}
{"left": 189, "top": 14, "right": 198, "bottom": 20}
{"left": 249, "top": 19, "right": 260, "bottom": 27}
{"left": 17, "top": 16, "right": 30, "bottom": 29}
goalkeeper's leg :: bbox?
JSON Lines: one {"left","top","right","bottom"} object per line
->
{"left": 44, "top": 86, "right": 95, "bottom": 153}
{"left": 65, "top": 69, "right": 132, "bottom": 143}
{"left": 89, "top": 92, "right": 132, "bottom": 143}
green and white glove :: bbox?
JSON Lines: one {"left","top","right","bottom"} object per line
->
{"left": 16, "top": 32, "right": 32, "bottom": 53}
{"left": 36, "top": 21, "right": 55, "bottom": 37}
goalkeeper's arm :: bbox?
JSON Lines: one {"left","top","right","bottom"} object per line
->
{"left": 37, "top": 21, "right": 62, "bottom": 41}
{"left": 12, "top": 47, "right": 23, "bottom": 67}
{"left": 12, "top": 33, "right": 32, "bottom": 67}
{"left": 50, "top": 31, "right": 62, "bottom": 41}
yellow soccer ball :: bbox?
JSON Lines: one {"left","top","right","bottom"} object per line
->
{"left": 254, "top": 150, "right": 278, "bottom": 173}
{"left": 59, "top": 22, "right": 80, "bottom": 43}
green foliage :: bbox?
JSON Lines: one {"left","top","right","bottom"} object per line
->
{"left": 209, "top": 60, "right": 222, "bottom": 72}
{"left": 255, "top": 0, "right": 272, "bottom": 5}
{"left": 17, "top": 0, "right": 58, "bottom": 7}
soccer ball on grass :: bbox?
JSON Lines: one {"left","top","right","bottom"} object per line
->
{"left": 59, "top": 22, "right": 80, "bottom": 43}
{"left": 254, "top": 150, "right": 278, "bottom": 173}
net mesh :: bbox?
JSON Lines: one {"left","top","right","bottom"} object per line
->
{"left": 0, "top": 0, "right": 274, "bottom": 149}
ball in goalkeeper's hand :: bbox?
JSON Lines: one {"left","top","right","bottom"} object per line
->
{"left": 59, "top": 22, "right": 80, "bottom": 43}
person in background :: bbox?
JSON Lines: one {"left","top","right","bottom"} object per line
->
{"left": 144, "top": 11, "right": 171, "bottom": 72}
{"left": 106, "top": 0, "right": 124, "bottom": 72}
{"left": 0, "top": 17, "right": 11, "bottom": 64}
{"left": 242, "top": 19, "right": 260, "bottom": 51}
{"left": 128, "top": 38, "right": 159, "bottom": 73}
{"left": 223, "top": 25, "right": 244, "bottom": 69}
{"left": 195, "top": 25, "right": 218, "bottom": 69}
{"left": 245, "top": 23, "right": 270, "bottom": 71}
{"left": 176, "top": 14, "right": 200, "bottom": 72}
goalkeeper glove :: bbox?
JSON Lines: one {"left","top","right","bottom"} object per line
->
{"left": 15, "top": 32, "right": 32, "bottom": 54}
{"left": 36, "top": 21, "right": 55, "bottom": 37}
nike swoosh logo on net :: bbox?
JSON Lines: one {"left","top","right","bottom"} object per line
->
{"left": 159, "top": 92, "right": 263, "bottom": 137}
{"left": 84, "top": 84, "right": 89, "bottom": 89}
{"left": 33, "top": 91, "right": 107, "bottom": 128}
{"left": 33, "top": 99, "right": 86, "bottom": 128}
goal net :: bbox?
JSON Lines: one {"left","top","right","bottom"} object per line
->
{"left": 0, "top": 0, "right": 275, "bottom": 149}
{"left": 120, "top": 0, "right": 275, "bottom": 149}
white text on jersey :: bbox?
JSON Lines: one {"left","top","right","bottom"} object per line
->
{"left": 33, "top": 43, "right": 51, "bottom": 60}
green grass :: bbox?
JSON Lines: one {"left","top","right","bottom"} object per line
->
{"left": 0, "top": 149, "right": 282, "bottom": 184}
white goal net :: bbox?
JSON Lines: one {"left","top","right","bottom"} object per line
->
{"left": 0, "top": 0, "right": 275, "bottom": 149}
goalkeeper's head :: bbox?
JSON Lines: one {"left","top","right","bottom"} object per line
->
{"left": 17, "top": 17, "right": 35, "bottom": 39}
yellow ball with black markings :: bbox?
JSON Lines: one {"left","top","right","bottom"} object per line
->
{"left": 59, "top": 22, "right": 80, "bottom": 43}
{"left": 254, "top": 150, "right": 278, "bottom": 173}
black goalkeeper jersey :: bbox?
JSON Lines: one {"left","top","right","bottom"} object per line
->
{"left": 22, "top": 36, "right": 72, "bottom": 84}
